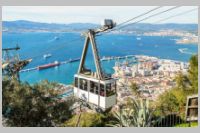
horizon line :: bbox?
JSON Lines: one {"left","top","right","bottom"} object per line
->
{"left": 3, "top": 19, "right": 198, "bottom": 25}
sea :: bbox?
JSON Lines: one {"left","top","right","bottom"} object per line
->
{"left": 2, "top": 32, "right": 198, "bottom": 85}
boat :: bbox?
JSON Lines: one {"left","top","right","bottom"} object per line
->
{"left": 68, "top": 58, "right": 80, "bottom": 63}
{"left": 100, "top": 56, "right": 107, "bottom": 61}
{"left": 100, "top": 56, "right": 114, "bottom": 61}
{"left": 37, "top": 61, "right": 60, "bottom": 70}
{"left": 54, "top": 36, "right": 59, "bottom": 40}
{"left": 43, "top": 54, "right": 52, "bottom": 59}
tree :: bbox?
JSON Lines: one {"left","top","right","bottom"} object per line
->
{"left": 175, "top": 72, "right": 189, "bottom": 91}
{"left": 155, "top": 91, "right": 180, "bottom": 116}
{"left": 2, "top": 79, "right": 75, "bottom": 127}
{"left": 154, "top": 55, "right": 198, "bottom": 119}
{"left": 188, "top": 54, "right": 198, "bottom": 93}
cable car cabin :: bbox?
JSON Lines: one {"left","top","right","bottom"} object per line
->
{"left": 74, "top": 73, "right": 116, "bottom": 110}
{"left": 73, "top": 19, "right": 117, "bottom": 110}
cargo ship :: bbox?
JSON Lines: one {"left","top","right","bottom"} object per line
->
{"left": 37, "top": 61, "right": 60, "bottom": 70}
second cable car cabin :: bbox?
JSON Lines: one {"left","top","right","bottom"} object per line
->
{"left": 74, "top": 19, "right": 117, "bottom": 111}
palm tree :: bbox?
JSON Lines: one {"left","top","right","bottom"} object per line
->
{"left": 108, "top": 99, "right": 154, "bottom": 127}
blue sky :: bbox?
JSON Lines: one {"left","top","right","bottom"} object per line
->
{"left": 2, "top": 6, "right": 198, "bottom": 24}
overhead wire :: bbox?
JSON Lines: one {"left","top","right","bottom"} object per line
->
{"left": 153, "top": 7, "right": 198, "bottom": 23}
{"left": 97, "top": 6, "right": 164, "bottom": 36}
{"left": 99, "top": 6, "right": 181, "bottom": 35}
{"left": 115, "top": 6, "right": 163, "bottom": 28}
{"left": 96, "top": 6, "right": 184, "bottom": 64}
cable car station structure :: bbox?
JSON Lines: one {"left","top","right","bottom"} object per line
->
{"left": 74, "top": 19, "right": 117, "bottom": 111}
{"left": 2, "top": 45, "right": 32, "bottom": 80}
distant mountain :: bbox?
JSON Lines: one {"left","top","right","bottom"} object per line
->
{"left": 2, "top": 20, "right": 198, "bottom": 33}
{"left": 3, "top": 20, "right": 99, "bottom": 32}
{"left": 121, "top": 23, "right": 198, "bottom": 33}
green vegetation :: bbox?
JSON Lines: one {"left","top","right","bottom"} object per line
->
{"left": 108, "top": 99, "right": 154, "bottom": 127}
{"left": 130, "top": 82, "right": 140, "bottom": 97}
{"left": 2, "top": 55, "right": 198, "bottom": 127}
{"left": 155, "top": 55, "right": 198, "bottom": 118}
{"left": 175, "top": 122, "right": 198, "bottom": 127}
{"left": 2, "top": 79, "right": 75, "bottom": 127}
{"left": 188, "top": 55, "right": 198, "bottom": 93}
{"left": 63, "top": 112, "right": 105, "bottom": 127}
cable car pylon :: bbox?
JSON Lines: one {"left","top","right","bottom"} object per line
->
{"left": 2, "top": 44, "right": 32, "bottom": 81}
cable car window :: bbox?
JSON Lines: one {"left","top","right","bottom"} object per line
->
{"left": 80, "top": 78, "right": 87, "bottom": 91}
{"left": 90, "top": 81, "right": 99, "bottom": 94}
{"left": 95, "top": 87, "right": 99, "bottom": 95}
{"left": 90, "top": 81, "right": 94, "bottom": 93}
{"left": 94, "top": 82, "right": 99, "bottom": 95}
{"left": 106, "top": 83, "right": 111, "bottom": 90}
{"left": 106, "top": 82, "right": 116, "bottom": 97}
{"left": 100, "top": 84, "right": 105, "bottom": 96}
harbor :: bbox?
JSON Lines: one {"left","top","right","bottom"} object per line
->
{"left": 19, "top": 55, "right": 138, "bottom": 73}
{"left": 100, "top": 55, "right": 136, "bottom": 61}
{"left": 34, "top": 54, "right": 190, "bottom": 101}
{"left": 19, "top": 58, "right": 81, "bottom": 73}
